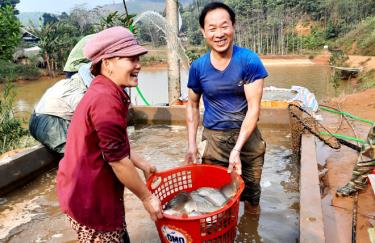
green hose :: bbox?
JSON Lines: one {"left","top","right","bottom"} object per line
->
{"left": 129, "top": 23, "right": 150, "bottom": 106}
{"left": 320, "top": 106, "right": 374, "bottom": 125}
{"left": 135, "top": 86, "right": 150, "bottom": 106}
{"left": 319, "top": 131, "right": 366, "bottom": 144}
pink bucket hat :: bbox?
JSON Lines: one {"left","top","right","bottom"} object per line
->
{"left": 83, "top": 26, "right": 148, "bottom": 65}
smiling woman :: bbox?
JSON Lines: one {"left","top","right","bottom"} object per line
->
{"left": 56, "top": 26, "right": 163, "bottom": 243}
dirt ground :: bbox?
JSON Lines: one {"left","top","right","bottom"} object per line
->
{"left": 320, "top": 87, "right": 375, "bottom": 242}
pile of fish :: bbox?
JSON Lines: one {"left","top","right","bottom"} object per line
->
{"left": 163, "top": 179, "right": 239, "bottom": 217}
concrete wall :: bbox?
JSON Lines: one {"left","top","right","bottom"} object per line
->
{"left": 130, "top": 106, "right": 290, "bottom": 126}
{"left": 300, "top": 134, "right": 325, "bottom": 243}
{"left": 0, "top": 145, "right": 61, "bottom": 196}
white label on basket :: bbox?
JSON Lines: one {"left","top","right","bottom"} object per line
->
{"left": 161, "top": 225, "right": 189, "bottom": 243}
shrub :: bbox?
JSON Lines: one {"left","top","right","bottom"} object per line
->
{"left": 0, "top": 60, "right": 40, "bottom": 82}
{"left": 0, "top": 81, "right": 28, "bottom": 154}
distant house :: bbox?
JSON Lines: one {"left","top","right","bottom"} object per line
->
{"left": 21, "top": 28, "right": 39, "bottom": 44}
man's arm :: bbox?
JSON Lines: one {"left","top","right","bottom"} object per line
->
{"left": 228, "top": 78, "right": 264, "bottom": 174}
{"left": 185, "top": 89, "right": 202, "bottom": 164}
{"left": 109, "top": 157, "right": 163, "bottom": 221}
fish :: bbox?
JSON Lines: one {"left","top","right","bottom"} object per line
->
{"left": 196, "top": 187, "right": 227, "bottom": 207}
{"left": 163, "top": 208, "right": 184, "bottom": 216}
{"left": 163, "top": 178, "right": 239, "bottom": 217}
{"left": 185, "top": 192, "right": 220, "bottom": 214}
{"left": 164, "top": 192, "right": 191, "bottom": 211}
{"left": 221, "top": 172, "right": 240, "bottom": 199}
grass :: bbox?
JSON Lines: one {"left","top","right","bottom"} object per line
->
{"left": 358, "top": 69, "right": 375, "bottom": 90}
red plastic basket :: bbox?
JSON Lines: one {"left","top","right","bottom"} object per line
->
{"left": 146, "top": 164, "right": 244, "bottom": 243}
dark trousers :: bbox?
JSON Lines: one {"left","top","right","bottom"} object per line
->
{"left": 201, "top": 127, "right": 266, "bottom": 205}
{"left": 29, "top": 112, "right": 69, "bottom": 154}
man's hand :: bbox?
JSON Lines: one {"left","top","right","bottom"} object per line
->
{"left": 185, "top": 146, "right": 199, "bottom": 164}
{"left": 227, "top": 149, "right": 242, "bottom": 175}
{"left": 142, "top": 194, "right": 163, "bottom": 221}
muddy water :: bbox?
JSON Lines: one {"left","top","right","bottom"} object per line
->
{"left": 0, "top": 125, "right": 298, "bottom": 242}
{"left": 7, "top": 63, "right": 351, "bottom": 119}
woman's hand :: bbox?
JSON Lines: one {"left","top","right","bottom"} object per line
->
{"left": 143, "top": 164, "right": 157, "bottom": 180}
{"left": 227, "top": 149, "right": 242, "bottom": 175}
{"left": 142, "top": 194, "right": 163, "bottom": 221}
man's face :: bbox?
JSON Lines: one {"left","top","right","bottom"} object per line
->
{"left": 201, "top": 8, "right": 235, "bottom": 54}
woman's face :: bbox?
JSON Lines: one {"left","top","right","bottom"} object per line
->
{"left": 105, "top": 56, "right": 141, "bottom": 88}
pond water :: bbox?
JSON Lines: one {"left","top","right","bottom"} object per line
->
{"left": 0, "top": 125, "right": 298, "bottom": 243}
{"left": 6, "top": 63, "right": 351, "bottom": 121}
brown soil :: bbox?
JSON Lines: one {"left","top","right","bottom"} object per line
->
{"left": 327, "top": 88, "right": 375, "bottom": 121}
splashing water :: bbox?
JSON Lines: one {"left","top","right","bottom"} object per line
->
{"left": 134, "top": 11, "right": 190, "bottom": 71}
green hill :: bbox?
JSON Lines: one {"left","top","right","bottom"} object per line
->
{"left": 335, "top": 16, "right": 375, "bottom": 56}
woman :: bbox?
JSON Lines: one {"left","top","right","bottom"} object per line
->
{"left": 57, "top": 26, "right": 163, "bottom": 243}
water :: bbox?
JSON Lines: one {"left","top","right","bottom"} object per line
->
{"left": 134, "top": 11, "right": 190, "bottom": 70}
{"left": 0, "top": 125, "right": 298, "bottom": 242}
{"left": 3, "top": 63, "right": 350, "bottom": 118}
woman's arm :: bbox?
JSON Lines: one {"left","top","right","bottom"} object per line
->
{"left": 109, "top": 156, "right": 163, "bottom": 221}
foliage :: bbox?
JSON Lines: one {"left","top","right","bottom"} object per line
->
{"left": 334, "top": 16, "right": 375, "bottom": 56}
{"left": 358, "top": 69, "right": 375, "bottom": 90}
{"left": 0, "top": 81, "right": 28, "bottom": 154}
{"left": 96, "top": 11, "right": 136, "bottom": 31}
{"left": 0, "top": 4, "right": 21, "bottom": 61}
{"left": 28, "top": 21, "right": 83, "bottom": 76}
{"left": 42, "top": 13, "right": 59, "bottom": 25}
{"left": 0, "top": 0, "right": 19, "bottom": 14}
{"left": 328, "top": 49, "right": 348, "bottom": 66}
{"left": 0, "top": 60, "right": 40, "bottom": 82}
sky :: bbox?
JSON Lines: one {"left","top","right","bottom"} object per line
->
{"left": 17, "top": 0, "right": 123, "bottom": 13}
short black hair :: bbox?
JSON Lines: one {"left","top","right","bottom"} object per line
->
{"left": 199, "top": 2, "right": 236, "bottom": 29}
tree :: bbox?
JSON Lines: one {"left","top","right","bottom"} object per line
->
{"left": 0, "top": 0, "right": 19, "bottom": 14}
{"left": 0, "top": 4, "right": 21, "bottom": 61}
{"left": 42, "top": 13, "right": 59, "bottom": 26}
{"left": 28, "top": 21, "right": 80, "bottom": 76}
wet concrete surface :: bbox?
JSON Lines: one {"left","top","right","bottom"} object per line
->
{"left": 316, "top": 110, "right": 375, "bottom": 243}
{"left": 0, "top": 125, "right": 299, "bottom": 242}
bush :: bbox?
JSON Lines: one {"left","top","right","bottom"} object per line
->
{"left": 0, "top": 60, "right": 40, "bottom": 82}
{"left": 0, "top": 81, "right": 29, "bottom": 154}
{"left": 358, "top": 69, "right": 375, "bottom": 90}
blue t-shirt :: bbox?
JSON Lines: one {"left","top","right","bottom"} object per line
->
{"left": 188, "top": 45, "right": 268, "bottom": 130}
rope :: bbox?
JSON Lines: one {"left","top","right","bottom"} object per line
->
{"left": 320, "top": 105, "right": 374, "bottom": 125}
{"left": 319, "top": 132, "right": 365, "bottom": 144}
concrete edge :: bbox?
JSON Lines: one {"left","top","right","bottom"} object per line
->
{"left": 0, "top": 144, "right": 61, "bottom": 196}
{"left": 130, "top": 105, "right": 290, "bottom": 125}
{"left": 300, "top": 134, "right": 325, "bottom": 243}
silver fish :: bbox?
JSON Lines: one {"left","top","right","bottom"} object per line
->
{"left": 220, "top": 181, "right": 237, "bottom": 199}
{"left": 196, "top": 187, "right": 227, "bottom": 207}
{"left": 185, "top": 191, "right": 220, "bottom": 214}
{"left": 221, "top": 173, "right": 240, "bottom": 199}
{"left": 163, "top": 208, "right": 183, "bottom": 216}
{"left": 164, "top": 192, "right": 191, "bottom": 211}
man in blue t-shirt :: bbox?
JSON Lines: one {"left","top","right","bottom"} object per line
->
{"left": 185, "top": 2, "right": 268, "bottom": 212}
